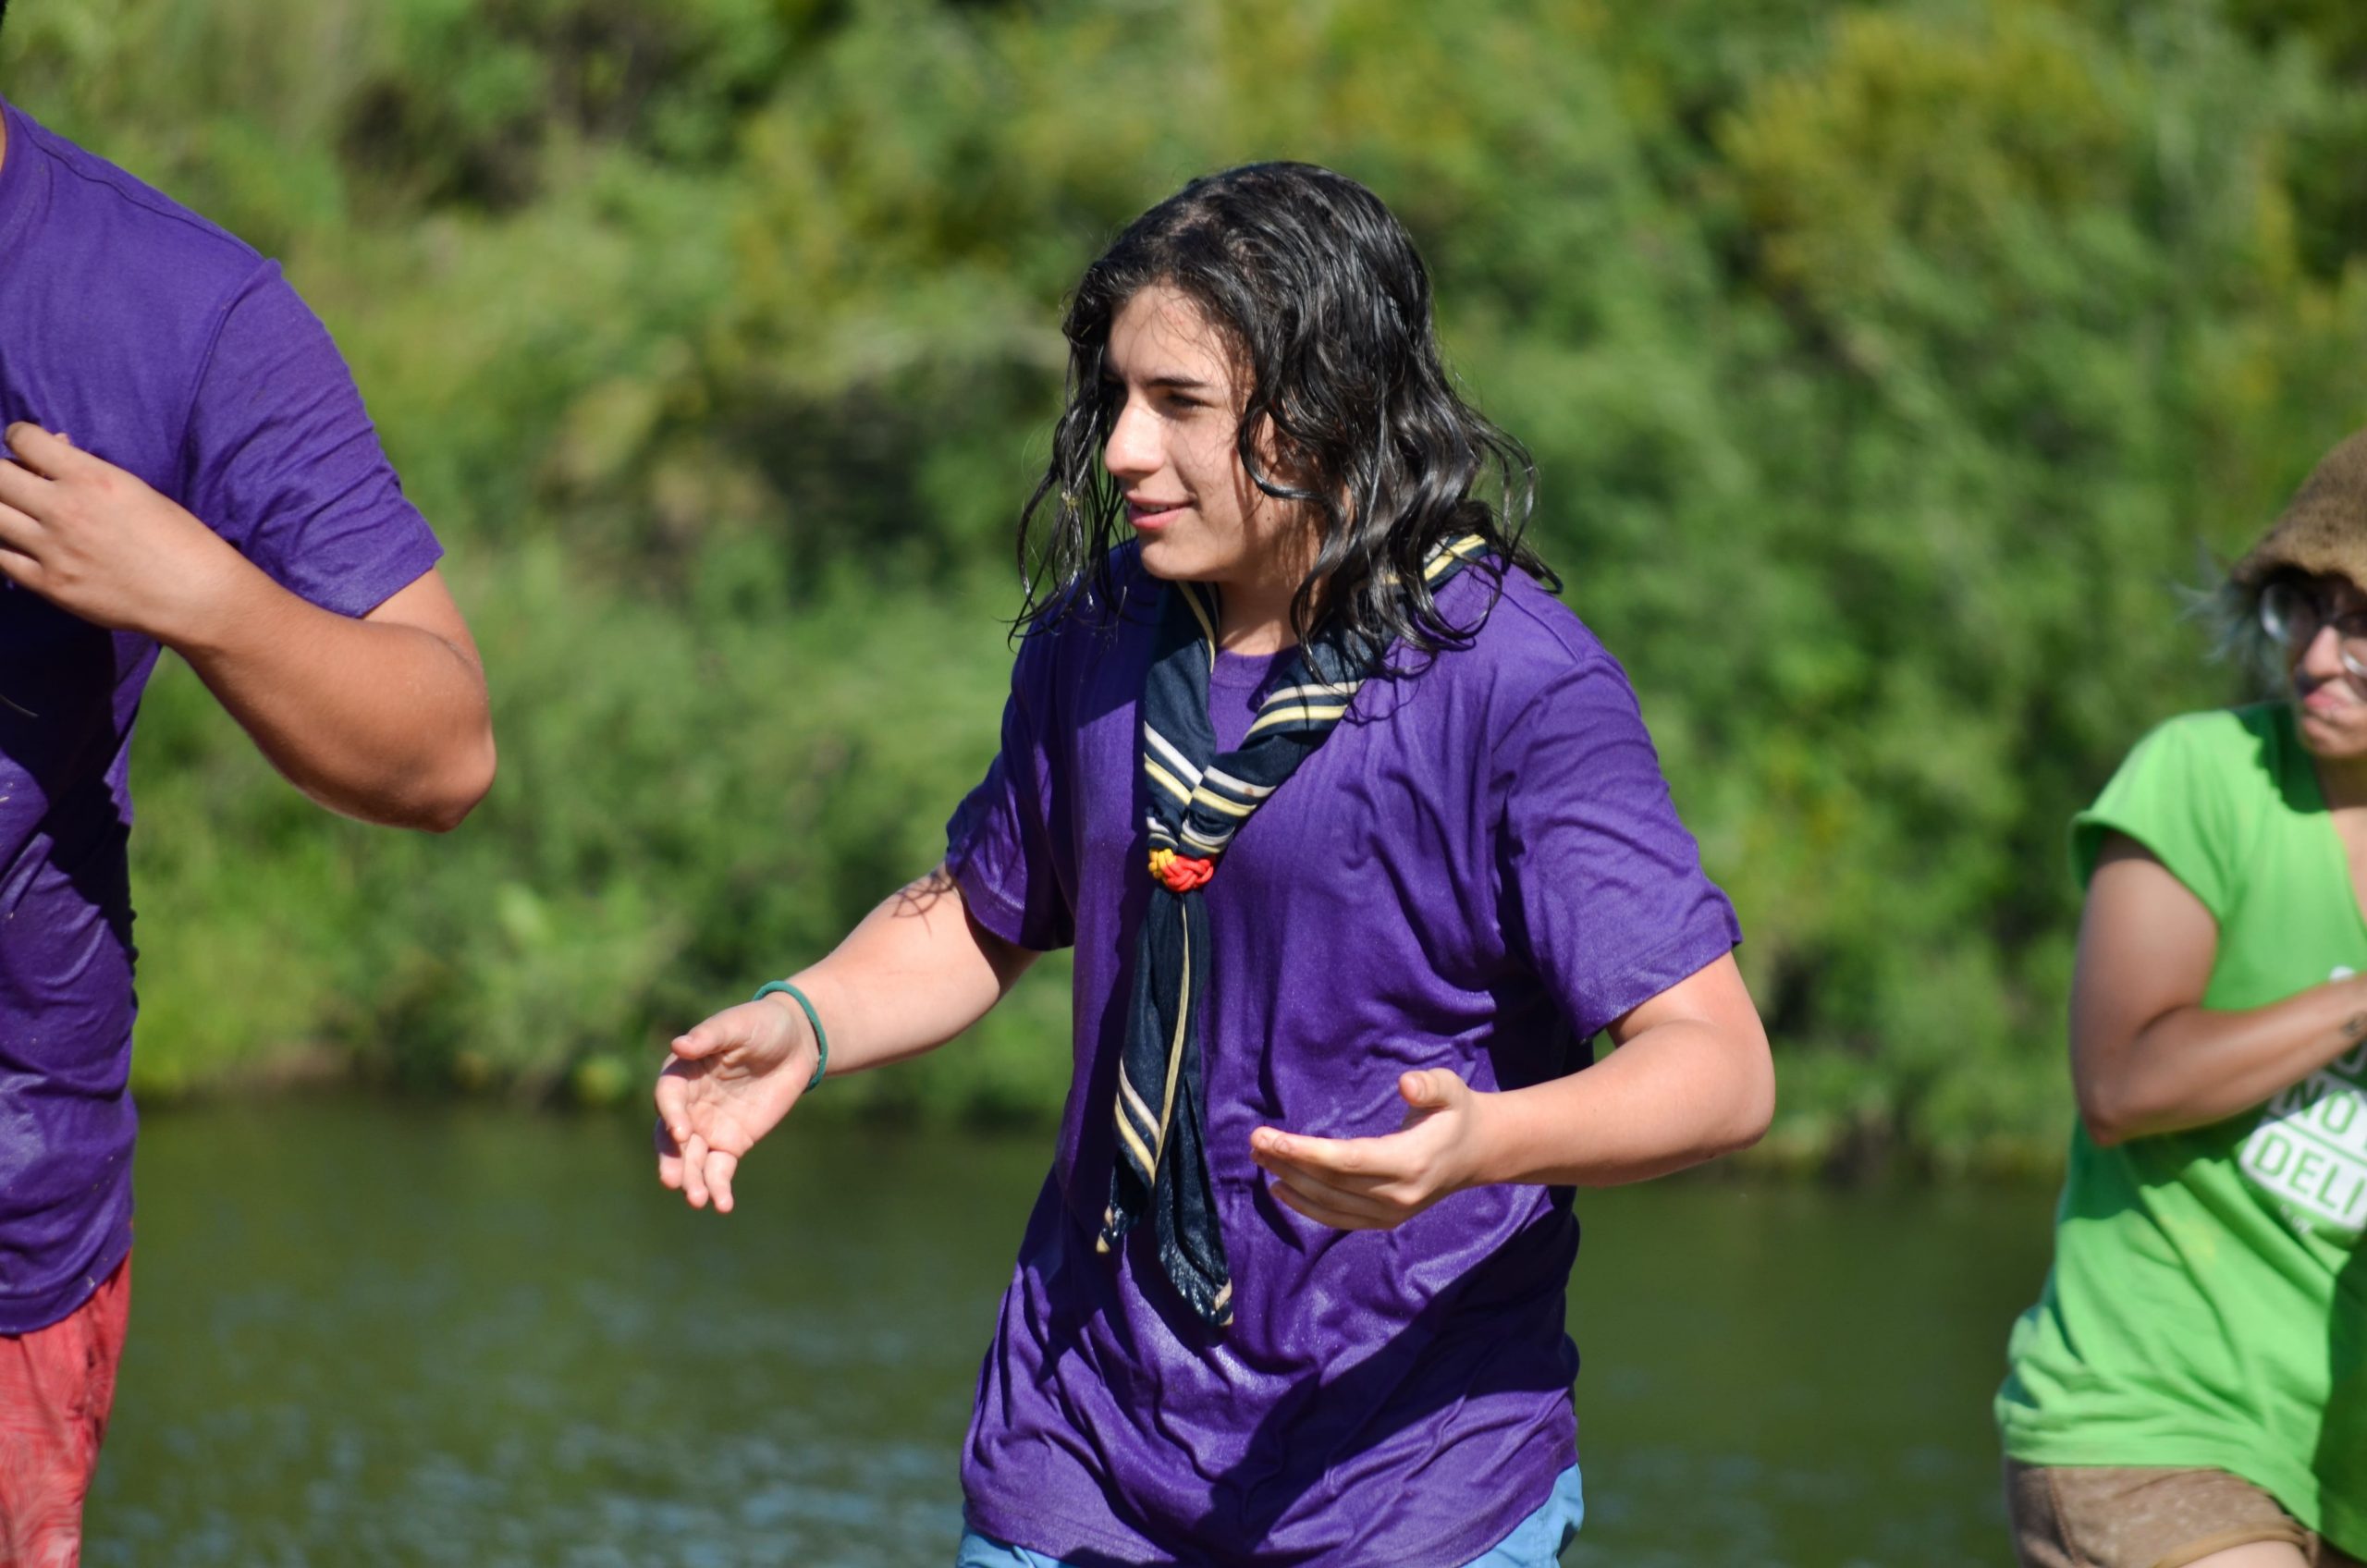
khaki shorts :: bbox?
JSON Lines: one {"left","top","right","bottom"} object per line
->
{"left": 2006, "top": 1461, "right": 2366, "bottom": 1568}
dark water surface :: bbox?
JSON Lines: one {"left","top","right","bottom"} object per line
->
{"left": 86, "top": 1101, "right": 2054, "bottom": 1566}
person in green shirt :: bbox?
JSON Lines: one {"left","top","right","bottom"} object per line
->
{"left": 1997, "top": 430, "right": 2367, "bottom": 1568}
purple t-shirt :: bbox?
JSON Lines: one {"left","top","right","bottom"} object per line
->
{"left": 0, "top": 97, "right": 442, "bottom": 1332}
{"left": 946, "top": 557, "right": 1740, "bottom": 1565}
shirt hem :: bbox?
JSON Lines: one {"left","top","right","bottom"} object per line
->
{"left": 0, "top": 1219, "right": 134, "bottom": 1336}
{"left": 1570, "top": 900, "right": 1741, "bottom": 1038}
{"left": 946, "top": 843, "right": 1040, "bottom": 953}
{"left": 300, "top": 534, "right": 446, "bottom": 621}
{"left": 963, "top": 1446, "right": 1571, "bottom": 1568}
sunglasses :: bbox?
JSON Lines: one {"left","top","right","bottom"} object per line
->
{"left": 2259, "top": 578, "right": 2367, "bottom": 681}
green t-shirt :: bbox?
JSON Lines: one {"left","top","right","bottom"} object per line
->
{"left": 1997, "top": 704, "right": 2367, "bottom": 1552}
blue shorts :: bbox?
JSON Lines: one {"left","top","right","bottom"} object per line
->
{"left": 955, "top": 1462, "right": 1585, "bottom": 1568}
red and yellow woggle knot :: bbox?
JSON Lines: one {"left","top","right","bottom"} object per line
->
{"left": 1148, "top": 847, "right": 1216, "bottom": 893}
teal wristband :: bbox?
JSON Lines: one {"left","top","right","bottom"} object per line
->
{"left": 753, "top": 981, "right": 828, "bottom": 1089}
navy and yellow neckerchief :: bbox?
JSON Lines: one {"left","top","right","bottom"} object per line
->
{"left": 1099, "top": 533, "right": 1493, "bottom": 1329}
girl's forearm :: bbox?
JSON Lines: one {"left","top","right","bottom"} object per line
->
{"left": 2078, "top": 974, "right": 2367, "bottom": 1146}
{"left": 1469, "top": 1021, "right": 1774, "bottom": 1188}
{"left": 768, "top": 868, "right": 1038, "bottom": 1078}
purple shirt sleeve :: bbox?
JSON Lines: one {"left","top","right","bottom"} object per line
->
{"left": 1494, "top": 659, "right": 1741, "bottom": 1039}
{"left": 945, "top": 631, "right": 1075, "bottom": 953}
{"left": 178, "top": 263, "right": 443, "bottom": 615}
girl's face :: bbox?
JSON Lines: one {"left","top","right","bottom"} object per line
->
{"left": 1101, "top": 285, "right": 1312, "bottom": 604}
{"left": 2277, "top": 572, "right": 2367, "bottom": 762}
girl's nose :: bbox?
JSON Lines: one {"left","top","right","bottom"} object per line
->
{"left": 1103, "top": 398, "right": 1158, "bottom": 482}
{"left": 2298, "top": 621, "right": 2351, "bottom": 680}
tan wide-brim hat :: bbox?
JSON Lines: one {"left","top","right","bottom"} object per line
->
{"left": 2232, "top": 428, "right": 2367, "bottom": 590}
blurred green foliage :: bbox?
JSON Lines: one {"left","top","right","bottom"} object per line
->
{"left": 6, "top": 0, "right": 2365, "bottom": 1172}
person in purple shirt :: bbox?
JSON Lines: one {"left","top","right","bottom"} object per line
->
{"left": 0, "top": 12, "right": 497, "bottom": 1560}
{"left": 655, "top": 163, "right": 1772, "bottom": 1566}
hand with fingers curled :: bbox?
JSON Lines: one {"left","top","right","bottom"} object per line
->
{"left": 654, "top": 989, "right": 825, "bottom": 1215}
{"left": 0, "top": 422, "right": 255, "bottom": 643}
{"left": 1249, "top": 1068, "right": 1494, "bottom": 1232}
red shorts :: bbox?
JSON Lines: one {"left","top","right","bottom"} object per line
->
{"left": 0, "top": 1256, "right": 131, "bottom": 1568}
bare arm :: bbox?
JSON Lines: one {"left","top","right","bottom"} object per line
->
{"left": 1471, "top": 951, "right": 1773, "bottom": 1185}
{"left": 1251, "top": 952, "right": 1772, "bottom": 1230}
{"left": 2072, "top": 831, "right": 2367, "bottom": 1145}
{"left": 185, "top": 567, "right": 491, "bottom": 830}
{"left": 0, "top": 423, "right": 494, "bottom": 831}
{"left": 757, "top": 866, "right": 1037, "bottom": 1080}
{"left": 655, "top": 868, "right": 1038, "bottom": 1211}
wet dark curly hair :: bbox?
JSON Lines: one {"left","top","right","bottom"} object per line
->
{"left": 1017, "top": 161, "right": 1551, "bottom": 653}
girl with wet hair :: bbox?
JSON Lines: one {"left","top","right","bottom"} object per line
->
{"left": 1997, "top": 432, "right": 2367, "bottom": 1568}
{"left": 656, "top": 162, "right": 1772, "bottom": 1567}
{"left": 1018, "top": 159, "right": 1552, "bottom": 657}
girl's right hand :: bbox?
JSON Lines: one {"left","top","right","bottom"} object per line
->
{"left": 653, "top": 993, "right": 823, "bottom": 1213}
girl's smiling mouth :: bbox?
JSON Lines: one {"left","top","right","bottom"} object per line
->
{"left": 1125, "top": 496, "right": 1187, "bottom": 529}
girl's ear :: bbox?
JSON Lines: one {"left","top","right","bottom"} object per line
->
{"left": 1244, "top": 410, "right": 1320, "bottom": 499}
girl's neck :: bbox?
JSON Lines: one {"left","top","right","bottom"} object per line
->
{"left": 1211, "top": 541, "right": 1323, "bottom": 655}
{"left": 2318, "top": 750, "right": 2367, "bottom": 815}
{"left": 1216, "top": 596, "right": 1298, "bottom": 655}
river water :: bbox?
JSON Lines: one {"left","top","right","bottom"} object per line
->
{"left": 84, "top": 1100, "right": 2054, "bottom": 1565}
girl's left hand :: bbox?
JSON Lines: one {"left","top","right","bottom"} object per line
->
{"left": 1249, "top": 1070, "right": 1491, "bottom": 1231}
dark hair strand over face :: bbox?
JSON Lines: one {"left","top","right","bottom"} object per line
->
{"left": 1016, "top": 162, "right": 1551, "bottom": 656}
